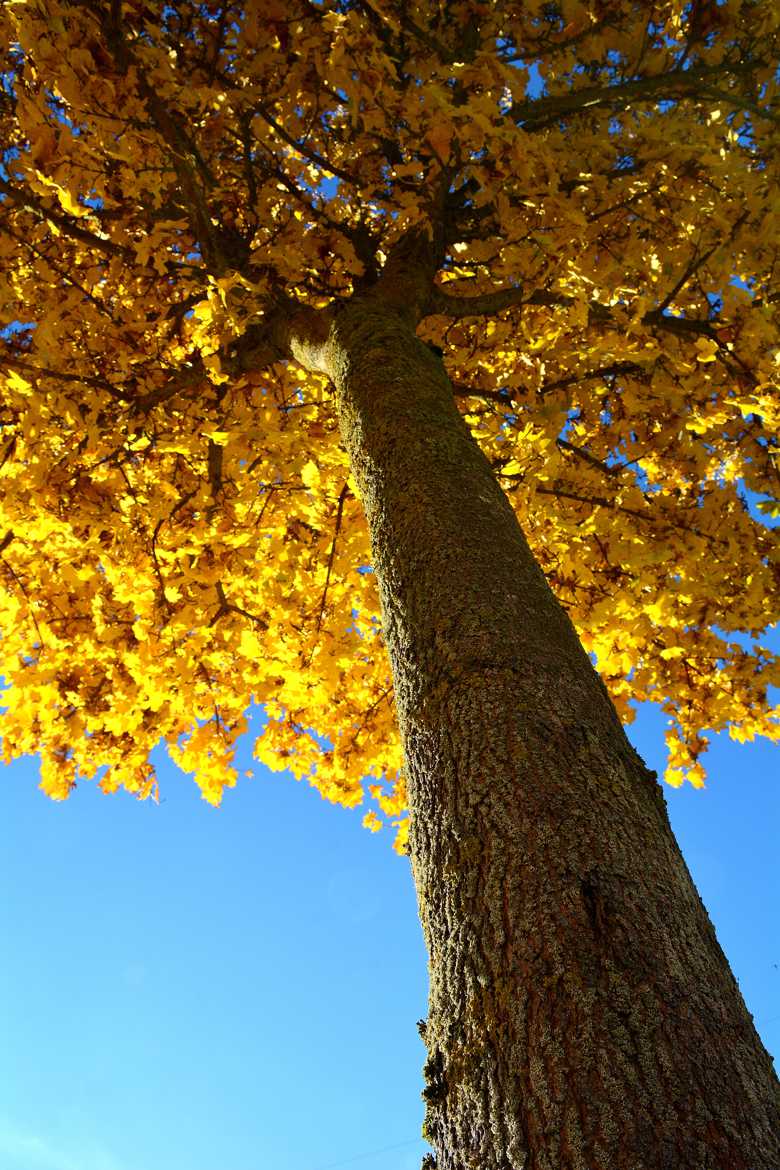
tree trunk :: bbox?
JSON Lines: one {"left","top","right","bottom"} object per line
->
{"left": 319, "top": 299, "right": 780, "bottom": 1170}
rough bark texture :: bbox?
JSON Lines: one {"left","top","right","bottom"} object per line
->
{"left": 316, "top": 297, "right": 780, "bottom": 1170}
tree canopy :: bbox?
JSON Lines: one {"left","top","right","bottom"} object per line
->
{"left": 0, "top": 0, "right": 778, "bottom": 841}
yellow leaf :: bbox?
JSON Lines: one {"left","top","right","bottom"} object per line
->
{"left": 301, "top": 460, "right": 320, "bottom": 488}
{"left": 694, "top": 337, "right": 719, "bottom": 363}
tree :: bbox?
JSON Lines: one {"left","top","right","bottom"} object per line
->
{"left": 1, "top": 0, "right": 778, "bottom": 1165}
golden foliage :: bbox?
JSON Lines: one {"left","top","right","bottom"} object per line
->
{"left": 0, "top": 1, "right": 777, "bottom": 841}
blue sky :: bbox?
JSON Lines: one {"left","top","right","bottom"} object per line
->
{"left": 1, "top": 696, "right": 778, "bottom": 1170}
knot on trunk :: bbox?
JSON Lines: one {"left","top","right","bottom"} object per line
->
{"left": 422, "top": 1047, "right": 447, "bottom": 1105}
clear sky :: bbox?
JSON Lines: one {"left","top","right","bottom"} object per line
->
{"left": 1, "top": 695, "right": 778, "bottom": 1170}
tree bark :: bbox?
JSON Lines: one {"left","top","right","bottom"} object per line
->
{"left": 314, "top": 297, "right": 780, "bottom": 1170}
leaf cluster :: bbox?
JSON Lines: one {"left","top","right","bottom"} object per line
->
{"left": 0, "top": 0, "right": 778, "bottom": 836}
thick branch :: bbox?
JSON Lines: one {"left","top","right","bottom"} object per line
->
{"left": 428, "top": 283, "right": 723, "bottom": 340}
{"left": 0, "top": 176, "right": 131, "bottom": 259}
{"left": 228, "top": 298, "right": 334, "bottom": 376}
{"left": 532, "top": 485, "right": 725, "bottom": 548}
{"left": 511, "top": 61, "right": 774, "bottom": 129}
{"left": 1, "top": 348, "right": 208, "bottom": 415}
{"left": 452, "top": 363, "right": 650, "bottom": 404}
{"left": 428, "top": 285, "right": 570, "bottom": 317}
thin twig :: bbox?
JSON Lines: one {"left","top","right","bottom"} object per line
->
{"left": 316, "top": 483, "right": 348, "bottom": 633}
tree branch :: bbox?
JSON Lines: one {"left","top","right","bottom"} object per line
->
{"left": 451, "top": 384, "right": 514, "bottom": 405}
{"left": 95, "top": 1, "right": 243, "bottom": 275}
{"left": 428, "top": 282, "right": 723, "bottom": 340}
{"left": 209, "top": 581, "right": 267, "bottom": 629}
{"left": 0, "top": 176, "right": 131, "bottom": 259}
{"left": 427, "top": 285, "right": 566, "bottom": 317}
{"left": 557, "top": 438, "right": 619, "bottom": 477}
{"left": 538, "top": 362, "right": 651, "bottom": 397}
{"left": 316, "top": 483, "right": 349, "bottom": 633}
{"left": 254, "top": 102, "right": 361, "bottom": 187}
{"left": 510, "top": 61, "right": 773, "bottom": 129}
{"left": 0, "top": 348, "right": 209, "bottom": 415}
